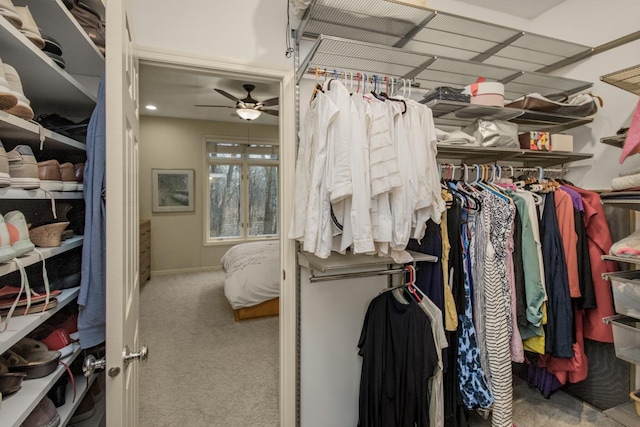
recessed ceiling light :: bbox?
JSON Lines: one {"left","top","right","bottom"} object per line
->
{"left": 145, "top": 105, "right": 157, "bottom": 111}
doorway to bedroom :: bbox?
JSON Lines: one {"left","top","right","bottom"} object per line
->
{"left": 135, "top": 58, "right": 283, "bottom": 427}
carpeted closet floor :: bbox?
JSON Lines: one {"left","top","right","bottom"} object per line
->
{"left": 139, "top": 271, "right": 279, "bottom": 427}
{"left": 139, "top": 271, "right": 623, "bottom": 427}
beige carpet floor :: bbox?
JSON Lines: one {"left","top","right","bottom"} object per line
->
{"left": 139, "top": 271, "right": 625, "bottom": 427}
{"left": 467, "top": 374, "right": 624, "bottom": 426}
{"left": 139, "top": 271, "right": 279, "bottom": 427}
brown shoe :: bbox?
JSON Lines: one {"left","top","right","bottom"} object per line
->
{"left": 74, "top": 162, "right": 84, "bottom": 191}
{"left": 38, "top": 159, "right": 63, "bottom": 191}
{"left": 59, "top": 162, "right": 77, "bottom": 191}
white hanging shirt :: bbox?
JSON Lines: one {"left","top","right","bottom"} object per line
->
{"left": 417, "top": 101, "right": 445, "bottom": 226}
{"left": 347, "top": 93, "right": 375, "bottom": 254}
{"left": 388, "top": 100, "right": 416, "bottom": 263}
{"left": 300, "top": 92, "right": 340, "bottom": 258}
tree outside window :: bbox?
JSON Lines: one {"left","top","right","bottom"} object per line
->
{"left": 206, "top": 138, "right": 278, "bottom": 242}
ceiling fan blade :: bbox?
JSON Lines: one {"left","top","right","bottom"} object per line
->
{"left": 214, "top": 88, "right": 240, "bottom": 102}
{"left": 260, "top": 97, "right": 279, "bottom": 107}
{"left": 194, "top": 105, "right": 236, "bottom": 108}
{"left": 262, "top": 109, "right": 279, "bottom": 117}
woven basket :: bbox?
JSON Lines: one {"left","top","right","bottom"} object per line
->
{"left": 631, "top": 390, "right": 640, "bottom": 416}
{"left": 29, "top": 222, "right": 70, "bottom": 247}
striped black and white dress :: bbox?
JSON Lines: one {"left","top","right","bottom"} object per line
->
{"left": 481, "top": 190, "right": 515, "bottom": 427}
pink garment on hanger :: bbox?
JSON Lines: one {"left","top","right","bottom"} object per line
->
{"left": 620, "top": 99, "right": 640, "bottom": 163}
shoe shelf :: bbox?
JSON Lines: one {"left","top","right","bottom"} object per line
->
{"left": 0, "top": 236, "right": 83, "bottom": 278}
{"left": 58, "top": 373, "right": 98, "bottom": 427}
{"left": 436, "top": 144, "right": 593, "bottom": 167}
{"left": 601, "top": 134, "right": 626, "bottom": 149}
{"left": 426, "top": 99, "right": 594, "bottom": 134}
{"left": 601, "top": 64, "right": 640, "bottom": 96}
{"left": 0, "top": 16, "right": 96, "bottom": 120}
{"left": 2, "top": 343, "right": 82, "bottom": 427}
{"left": 0, "top": 110, "right": 86, "bottom": 153}
{"left": 0, "top": 286, "right": 80, "bottom": 355}
{"left": 0, "top": 187, "right": 84, "bottom": 200}
{"left": 12, "top": 0, "right": 104, "bottom": 84}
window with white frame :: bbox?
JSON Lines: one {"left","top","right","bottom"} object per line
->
{"left": 205, "top": 137, "right": 279, "bottom": 243}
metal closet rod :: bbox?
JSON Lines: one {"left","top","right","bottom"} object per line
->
{"left": 440, "top": 164, "right": 566, "bottom": 173}
{"left": 308, "top": 268, "right": 406, "bottom": 283}
{"left": 305, "top": 67, "right": 420, "bottom": 91}
{"left": 439, "top": 164, "right": 567, "bottom": 180}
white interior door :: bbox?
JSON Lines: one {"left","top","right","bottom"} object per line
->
{"left": 105, "top": 0, "right": 141, "bottom": 425}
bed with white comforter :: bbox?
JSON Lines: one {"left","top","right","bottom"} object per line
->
{"left": 221, "top": 240, "right": 280, "bottom": 309}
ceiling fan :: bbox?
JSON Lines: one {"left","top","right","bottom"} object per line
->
{"left": 195, "top": 84, "right": 279, "bottom": 120}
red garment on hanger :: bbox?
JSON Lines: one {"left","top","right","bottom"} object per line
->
{"left": 539, "top": 306, "right": 588, "bottom": 384}
{"left": 554, "top": 189, "right": 580, "bottom": 298}
{"left": 564, "top": 185, "right": 616, "bottom": 343}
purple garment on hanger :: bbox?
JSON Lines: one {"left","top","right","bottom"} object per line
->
{"left": 560, "top": 185, "right": 584, "bottom": 212}
{"left": 526, "top": 363, "right": 562, "bottom": 399}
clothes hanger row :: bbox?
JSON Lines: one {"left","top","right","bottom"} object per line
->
{"left": 439, "top": 164, "right": 567, "bottom": 207}
{"left": 437, "top": 164, "right": 567, "bottom": 182}
{"left": 310, "top": 67, "right": 415, "bottom": 97}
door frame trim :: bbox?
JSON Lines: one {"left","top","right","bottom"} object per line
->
{"left": 135, "top": 45, "right": 297, "bottom": 427}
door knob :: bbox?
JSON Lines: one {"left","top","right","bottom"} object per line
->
{"left": 83, "top": 354, "right": 106, "bottom": 377}
{"left": 123, "top": 345, "right": 149, "bottom": 367}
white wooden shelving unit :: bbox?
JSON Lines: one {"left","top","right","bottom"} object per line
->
{"left": 0, "top": 0, "right": 102, "bottom": 424}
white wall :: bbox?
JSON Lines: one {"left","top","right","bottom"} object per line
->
{"left": 132, "top": 0, "right": 294, "bottom": 69}
{"left": 139, "top": 115, "right": 279, "bottom": 274}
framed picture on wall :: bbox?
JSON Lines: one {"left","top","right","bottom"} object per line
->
{"left": 152, "top": 169, "right": 195, "bottom": 212}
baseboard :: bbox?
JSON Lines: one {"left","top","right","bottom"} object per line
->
{"left": 151, "top": 266, "right": 222, "bottom": 276}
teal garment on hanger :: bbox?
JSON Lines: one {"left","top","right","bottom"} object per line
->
{"left": 510, "top": 191, "right": 546, "bottom": 340}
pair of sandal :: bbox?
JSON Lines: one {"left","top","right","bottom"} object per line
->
{"left": 2, "top": 338, "right": 61, "bottom": 380}
{"left": 0, "top": 337, "right": 61, "bottom": 396}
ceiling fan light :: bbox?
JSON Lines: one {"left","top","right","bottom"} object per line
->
{"left": 236, "top": 108, "right": 262, "bottom": 121}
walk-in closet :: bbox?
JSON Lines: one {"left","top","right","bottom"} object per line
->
{"left": 3, "top": 0, "right": 640, "bottom": 426}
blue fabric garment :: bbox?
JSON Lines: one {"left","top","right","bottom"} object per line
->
{"left": 457, "top": 209, "right": 494, "bottom": 410}
{"left": 78, "top": 74, "right": 106, "bottom": 349}
{"left": 540, "top": 192, "right": 574, "bottom": 358}
{"left": 407, "top": 219, "right": 444, "bottom": 313}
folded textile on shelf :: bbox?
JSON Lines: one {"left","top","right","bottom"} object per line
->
{"left": 611, "top": 172, "right": 640, "bottom": 191}
{"left": 611, "top": 230, "right": 640, "bottom": 257}
{"left": 421, "top": 86, "right": 470, "bottom": 104}
{"left": 435, "top": 128, "right": 477, "bottom": 145}
{"left": 505, "top": 92, "right": 602, "bottom": 118}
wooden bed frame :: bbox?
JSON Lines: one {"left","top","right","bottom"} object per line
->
{"left": 233, "top": 297, "right": 280, "bottom": 321}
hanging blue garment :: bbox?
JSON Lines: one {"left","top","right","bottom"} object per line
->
{"left": 407, "top": 219, "right": 444, "bottom": 313}
{"left": 78, "top": 74, "right": 106, "bottom": 349}
{"left": 457, "top": 208, "right": 494, "bottom": 410}
{"left": 540, "top": 192, "right": 574, "bottom": 358}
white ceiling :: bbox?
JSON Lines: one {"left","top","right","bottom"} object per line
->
{"left": 138, "top": 62, "right": 280, "bottom": 126}
{"left": 453, "top": 0, "right": 568, "bottom": 19}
